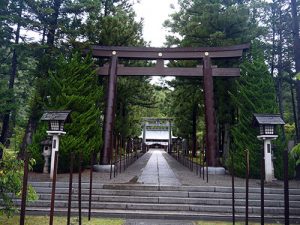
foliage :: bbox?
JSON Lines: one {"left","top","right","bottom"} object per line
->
{"left": 229, "top": 44, "right": 294, "bottom": 179}
{"left": 29, "top": 53, "right": 103, "bottom": 172}
{"left": 291, "top": 143, "right": 300, "bottom": 166}
{"left": 0, "top": 150, "right": 37, "bottom": 217}
{"left": 167, "top": 78, "right": 203, "bottom": 139}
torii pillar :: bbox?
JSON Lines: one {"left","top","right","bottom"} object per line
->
{"left": 203, "top": 53, "right": 217, "bottom": 166}
{"left": 100, "top": 53, "right": 118, "bottom": 165}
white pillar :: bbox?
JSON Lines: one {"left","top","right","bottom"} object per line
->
{"left": 264, "top": 139, "right": 274, "bottom": 182}
{"left": 50, "top": 134, "right": 59, "bottom": 179}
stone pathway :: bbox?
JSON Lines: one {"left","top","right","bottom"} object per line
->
{"left": 137, "top": 149, "right": 181, "bottom": 186}
{"left": 28, "top": 148, "right": 300, "bottom": 188}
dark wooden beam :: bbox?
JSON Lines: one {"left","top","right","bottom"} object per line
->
{"left": 97, "top": 65, "right": 240, "bottom": 77}
{"left": 85, "top": 44, "right": 250, "bottom": 60}
{"left": 101, "top": 55, "right": 118, "bottom": 165}
{"left": 203, "top": 55, "right": 217, "bottom": 167}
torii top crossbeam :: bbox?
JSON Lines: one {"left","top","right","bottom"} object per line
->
{"left": 87, "top": 44, "right": 249, "bottom": 59}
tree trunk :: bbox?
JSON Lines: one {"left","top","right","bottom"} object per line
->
{"left": 46, "top": 0, "right": 61, "bottom": 48}
{"left": 276, "top": 9, "right": 286, "bottom": 140}
{"left": 290, "top": 73, "right": 298, "bottom": 140}
{"left": 291, "top": 0, "right": 300, "bottom": 142}
{"left": 20, "top": 0, "right": 62, "bottom": 155}
{"left": 222, "top": 123, "right": 231, "bottom": 163}
{"left": 0, "top": 0, "right": 23, "bottom": 148}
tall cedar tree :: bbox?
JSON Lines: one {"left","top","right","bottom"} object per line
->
{"left": 164, "top": 0, "right": 262, "bottom": 160}
{"left": 28, "top": 54, "right": 103, "bottom": 172}
{"left": 230, "top": 44, "right": 294, "bottom": 178}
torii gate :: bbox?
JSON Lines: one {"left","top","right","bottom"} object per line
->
{"left": 86, "top": 44, "right": 249, "bottom": 167}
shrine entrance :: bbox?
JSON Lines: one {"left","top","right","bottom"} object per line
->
{"left": 87, "top": 44, "right": 249, "bottom": 166}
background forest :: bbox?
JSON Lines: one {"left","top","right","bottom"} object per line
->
{"left": 0, "top": 0, "right": 299, "bottom": 182}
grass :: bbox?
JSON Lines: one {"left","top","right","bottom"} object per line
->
{"left": 0, "top": 215, "right": 124, "bottom": 225}
{"left": 195, "top": 222, "right": 290, "bottom": 225}
{"left": 0, "top": 216, "right": 293, "bottom": 225}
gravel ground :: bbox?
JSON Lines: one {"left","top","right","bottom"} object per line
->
{"left": 28, "top": 149, "right": 300, "bottom": 188}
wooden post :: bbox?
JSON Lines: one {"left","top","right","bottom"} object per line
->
{"left": 203, "top": 54, "right": 217, "bottom": 166}
{"left": 78, "top": 151, "right": 82, "bottom": 225}
{"left": 245, "top": 149, "right": 249, "bottom": 225}
{"left": 231, "top": 151, "right": 235, "bottom": 225}
{"left": 101, "top": 54, "right": 118, "bottom": 165}
{"left": 67, "top": 153, "right": 74, "bottom": 225}
{"left": 20, "top": 151, "right": 29, "bottom": 225}
{"left": 284, "top": 148, "right": 289, "bottom": 225}
{"left": 261, "top": 147, "right": 265, "bottom": 225}
{"left": 49, "top": 151, "right": 58, "bottom": 225}
{"left": 88, "top": 152, "right": 93, "bottom": 221}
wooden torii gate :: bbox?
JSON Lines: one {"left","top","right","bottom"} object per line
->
{"left": 86, "top": 44, "right": 249, "bottom": 166}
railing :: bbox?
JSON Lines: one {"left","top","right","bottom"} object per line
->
{"left": 171, "top": 142, "right": 208, "bottom": 182}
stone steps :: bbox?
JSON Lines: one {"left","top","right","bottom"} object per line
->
{"left": 16, "top": 182, "right": 300, "bottom": 221}
{"left": 15, "top": 199, "right": 300, "bottom": 215}
{"left": 35, "top": 193, "right": 300, "bottom": 208}
{"left": 31, "top": 186, "right": 300, "bottom": 201}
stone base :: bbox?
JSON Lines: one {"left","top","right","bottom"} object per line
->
{"left": 203, "top": 167, "right": 225, "bottom": 175}
{"left": 93, "top": 164, "right": 114, "bottom": 172}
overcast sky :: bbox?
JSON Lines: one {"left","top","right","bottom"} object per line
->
{"left": 133, "top": 0, "right": 179, "bottom": 47}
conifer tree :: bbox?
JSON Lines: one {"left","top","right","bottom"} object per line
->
{"left": 230, "top": 43, "right": 294, "bottom": 178}
{"left": 29, "top": 53, "right": 103, "bottom": 172}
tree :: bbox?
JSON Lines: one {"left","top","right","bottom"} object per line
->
{"left": 291, "top": 0, "right": 300, "bottom": 142}
{"left": 0, "top": 0, "right": 24, "bottom": 148}
{"left": 29, "top": 53, "right": 103, "bottom": 172}
{"left": 164, "top": 0, "right": 262, "bottom": 161}
{"left": 0, "top": 150, "right": 37, "bottom": 217}
{"left": 230, "top": 43, "right": 294, "bottom": 178}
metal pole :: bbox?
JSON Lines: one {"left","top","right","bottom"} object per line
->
{"left": 261, "top": 146, "right": 265, "bottom": 225}
{"left": 284, "top": 148, "right": 289, "bottom": 225}
{"left": 88, "top": 152, "right": 93, "bottom": 221}
{"left": 115, "top": 135, "right": 119, "bottom": 175}
{"left": 78, "top": 151, "right": 82, "bottom": 225}
{"left": 118, "top": 135, "right": 122, "bottom": 173}
{"left": 67, "top": 152, "right": 74, "bottom": 225}
{"left": 245, "top": 149, "right": 249, "bottom": 225}
{"left": 113, "top": 136, "right": 116, "bottom": 177}
{"left": 206, "top": 146, "right": 208, "bottom": 183}
{"left": 110, "top": 134, "right": 113, "bottom": 179}
{"left": 49, "top": 151, "right": 58, "bottom": 225}
{"left": 202, "top": 149, "right": 205, "bottom": 181}
{"left": 231, "top": 151, "right": 235, "bottom": 225}
{"left": 20, "top": 151, "right": 29, "bottom": 225}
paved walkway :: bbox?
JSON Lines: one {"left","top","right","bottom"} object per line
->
{"left": 137, "top": 149, "right": 181, "bottom": 186}
{"left": 28, "top": 148, "right": 300, "bottom": 188}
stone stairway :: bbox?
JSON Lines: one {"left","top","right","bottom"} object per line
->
{"left": 16, "top": 181, "right": 300, "bottom": 222}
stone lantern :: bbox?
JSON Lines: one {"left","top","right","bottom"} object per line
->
{"left": 253, "top": 113, "right": 285, "bottom": 182}
{"left": 41, "top": 138, "right": 52, "bottom": 174}
{"left": 41, "top": 110, "right": 71, "bottom": 179}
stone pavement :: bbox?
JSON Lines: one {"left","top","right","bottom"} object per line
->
{"left": 137, "top": 149, "right": 181, "bottom": 186}
{"left": 28, "top": 148, "right": 300, "bottom": 188}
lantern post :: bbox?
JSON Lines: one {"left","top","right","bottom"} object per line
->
{"left": 41, "top": 110, "right": 71, "bottom": 179}
{"left": 253, "top": 113, "right": 285, "bottom": 182}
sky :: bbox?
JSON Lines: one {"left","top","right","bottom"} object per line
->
{"left": 132, "top": 0, "right": 179, "bottom": 47}
{"left": 132, "top": 0, "right": 179, "bottom": 84}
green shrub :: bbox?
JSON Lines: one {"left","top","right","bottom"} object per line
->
{"left": 30, "top": 53, "right": 103, "bottom": 173}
